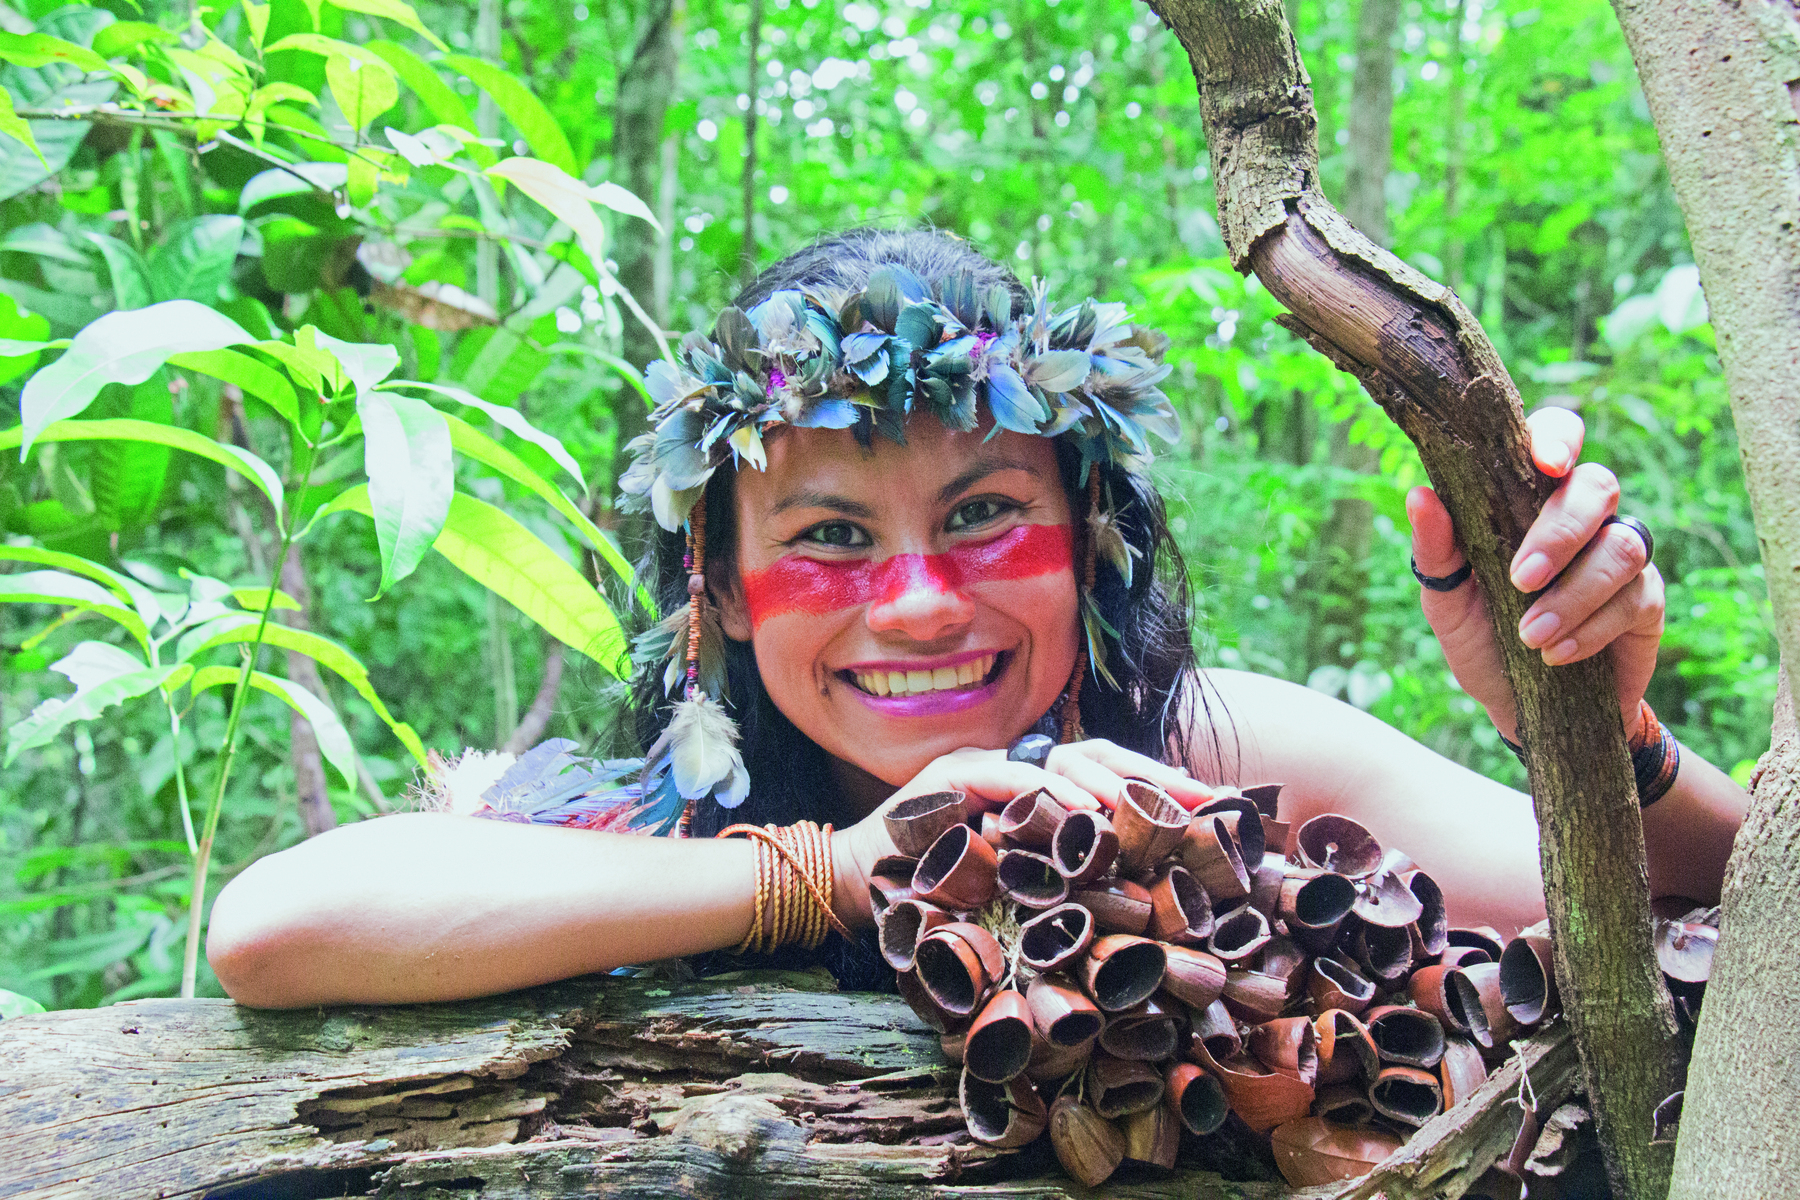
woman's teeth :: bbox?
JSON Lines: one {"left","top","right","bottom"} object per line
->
{"left": 853, "top": 654, "right": 996, "bottom": 697}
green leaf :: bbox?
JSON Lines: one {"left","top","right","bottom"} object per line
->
{"left": 0, "top": 89, "right": 44, "bottom": 168}
{"left": 0, "top": 419, "right": 286, "bottom": 528}
{"left": 364, "top": 41, "right": 492, "bottom": 168}
{"left": 380, "top": 380, "right": 584, "bottom": 490}
{"left": 0, "top": 32, "right": 108, "bottom": 72}
{"left": 589, "top": 181, "right": 661, "bottom": 233}
{"left": 167, "top": 347, "right": 302, "bottom": 429}
{"left": 442, "top": 57, "right": 577, "bottom": 175}
{"left": 0, "top": 548, "right": 161, "bottom": 630}
{"left": 323, "top": 0, "right": 448, "bottom": 52}
{"left": 547, "top": 343, "right": 652, "bottom": 409}
{"left": 6, "top": 642, "right": 179, "bottom": 763}
{"left": 313, "top": 329, "right": 399, "bottom": 397}
{"left": 237, "top": 161, "right": 345, "bottom": 212}
{"left": 0, "top": 988, "right": 46, "bottom": 1018}
{"left": 173, "top": 613, "right": 425, "bottom": 764}
{"left": 148, "top": 215, "right": 245, "bottom": 304}
{"left": 91, "top": 21, "right": 178, "bottom": 59}
{"left": 228, "top": 586, "right": 301, "bottom": 612}
{"left": 486, "top": 156, "right": 606, "bottom": 262}
{"left": 0, "top": 81, "right": 115, "bottom": 204}
{"left": 325, "top": 487, "right": 628, "bottom": 674}
{"left": 0, "top": 570, "right": 149, "bottom": 649}
{"left": 79, "top": 232, "right": 153, "bottom": 310}
{"left": 435, "top": 411, "right": 635, "bottom": 585}
{"left": 242, "top": 2, "right": 271, "bottom": 49}
{"left": 356, "top": 392, "right": 453, "bottom": 597}
{"left": 187, "top": 665, "right": 357, "bottom": 788}
{"left": 326, "top": 51, "right": 398, "bottom": 132}
{"left": 19, "top": 302, "right": 253, "bottom": 457}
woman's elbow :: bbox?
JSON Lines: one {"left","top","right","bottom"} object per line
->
{"left": 206, "top": 858, "right": 319, "bottom": 1009}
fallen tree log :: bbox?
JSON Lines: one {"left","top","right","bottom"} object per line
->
{"left": 0, "top": 972, "right": 1577, "bottom": 1199}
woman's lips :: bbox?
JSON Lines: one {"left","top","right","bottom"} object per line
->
{"left": 840, "top": 651, "right": 1008, "bottom": 717}
{"left": 847, "top": 652, "right": 998, "bottom": 697}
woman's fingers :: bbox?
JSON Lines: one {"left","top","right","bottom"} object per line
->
{"left": 1510, "top": 462, "right": 1621, "bottom": 592}
{"left": 1518, "top": 519, "right": 1654, "bottom": 654}
{"left": 921, "top": 751, "right": 1103, "bottom": 814}
{"left": 1534, "top": 566, "right": 1665, "bottom": 666}
{"left": 1526, "top": 406, "right": 1586, "bottom": 478}
{"left": 1406, "top": 486, "right": 1519, "bottom": 732}
{"left": 1051, "top": 740, "right": 1213, "bottom": 809}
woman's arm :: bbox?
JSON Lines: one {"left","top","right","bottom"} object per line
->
{"left": 1200, "top": 668, "right": 1746, "bottom": 931}
{"left": 206, "top": 813, "right": 759, "bottom": 1008}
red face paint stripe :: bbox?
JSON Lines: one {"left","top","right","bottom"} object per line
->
{"left": 742, "top": 523, "right": 1074, "bottom": 628}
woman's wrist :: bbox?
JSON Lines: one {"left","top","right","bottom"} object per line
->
{"left": 830, "top": 824, "right": 875, "bottom": 931}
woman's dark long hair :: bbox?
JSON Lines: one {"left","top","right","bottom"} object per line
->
{"left": 617, "top": 229, "right": 1229, "bottom": 982}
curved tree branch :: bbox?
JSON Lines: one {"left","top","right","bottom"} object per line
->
{"left": 1146, "top": 2, "right": 1684, "bottom": 1196}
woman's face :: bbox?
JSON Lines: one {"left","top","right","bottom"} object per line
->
{"left": 716, "top": 417, "right": 1081, "bottom": 790}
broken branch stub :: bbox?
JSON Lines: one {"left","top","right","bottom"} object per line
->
{"left": 1144, "top": 1, "right": 1685, "bottom": 1195}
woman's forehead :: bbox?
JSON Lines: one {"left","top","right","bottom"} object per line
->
{"left": 744, "top": 419, "right": 1063, "bottom": 506}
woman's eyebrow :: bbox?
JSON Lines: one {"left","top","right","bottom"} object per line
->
{"left": 936, "top": 456, "right": 1045, "bottom": 505}
{"left": 769, "top": 489, "right": 877, "bottom": 519}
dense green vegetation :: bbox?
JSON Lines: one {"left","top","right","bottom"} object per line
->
{"left": 0, "top": 0, "right": 1772, "bottom": 1010}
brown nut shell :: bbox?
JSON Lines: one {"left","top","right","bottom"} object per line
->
{"left": 876, "top": 898, "right": 952, "bottom": 972}
{"left": 1313, "top": 1008, "right": 1380, "bottom": 1087}
{"left": 1369, "top": 1064, "right": 1444, "bottom": 1127}
{"left": 996, "top": 786, "right": 1066, "bottom": 850}
{"left": 1366, "top": 1004, "right": 1447, "bottom": 1069}
{"left": 964, "top": 988, "right": 1033, "bottom": 1083}
{"left": 911, "top": 823, "right": 999, "bottom": 910}
{"left": 1018, "top": 901, "right": 1095, "bottom": 973}
{"left": 1295, "top": 813, "right": 1383, "bottom": 878}
{"left": 1081, "top": 934, "right": 1168, "bottom": 1012}
{"left": 1160, "top": 943, "right": 1228, "bottom": 1009}
{"left": 1166, "top": 1061, "right": 1229, "bottom": 1135}
{"left": 1308, "top": 956, "right": 1376, "bottom": 1016}
{"left": 1147, "top": 864, "right": 1215, "bottom": 945}
{"left": 1048, "top": 1096, "right": 1126, "bottom": 1188}
{"left": 1178, "top": 814, "right": 1251, "bottom": 901}
{"left": 996, "top": 848, "right": 1069, "bottom": 910}
{"left": 1119, "top": 1101, "right": 1180, "bottom": 1169}
{"left": 1114, "top": 779, "right": 1190, "bottom": 874}
{"left": 1087, "top": 1050, "right": 1167, "bottom": 1118}
{"left": 1052, "top": 809, "right": 1119, "bottom": 885}
{"left": 884, "top": 789, "right": 968, "bottom": 857}
{"left": 961, "top": 1069, "right": 1048, "bottom": 1148}
{"left": 1499, "top": 932, "right": 1558, "bottom": 1026}
{"left": 1026, "top": 972, "right": 1104, "bottom": 1048}
{"left": 1271, "top": 1117, "right": 1404, "bottom": 1188}
{"left": 1070, "top": 878, "right": 1153, "bottom": 935}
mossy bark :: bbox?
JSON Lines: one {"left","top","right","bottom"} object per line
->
{"left": 1605, "top": 4, "right": 1800, "bottom": 1195}
{"left": 1144, "top": 2, "right": 1685, "bottom": 1196}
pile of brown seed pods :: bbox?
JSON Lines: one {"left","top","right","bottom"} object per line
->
{"left": 870, "top": 780, "right": 1606, "bottom": 1189}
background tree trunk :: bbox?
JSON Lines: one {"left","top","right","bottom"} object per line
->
{"left": 740, "top": 0, "right": 765, "bottom": 283}
{"left": 1146, "top": 2, "right": 1685, "bottom": 1195}
{"left": 1605, "top": 3, "right": 1800, "bottom": 1195}
{"left": 1303, "top": 0, "right": 1395, "bottom": 680}
{"left": 279, "top": 549, "right": 337, "bottom": 838}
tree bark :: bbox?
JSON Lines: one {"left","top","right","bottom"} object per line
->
{"left": 1145, "top": 3, "right": 1685, "bottom": 1196}
{"left": 1604, "top": 4, "right": 1800, "bottom": 1195}
{"left": 0, "top": 972, "right": 1577, "bottom": 1200}
{"left": 504, "top": 639, "right": 565, "bottom": 754}
{"left": 612, "top": 0, "right": 679, "bottom": 372}
{"left": 739, "top": 0, "right": 764, "bottom": 284}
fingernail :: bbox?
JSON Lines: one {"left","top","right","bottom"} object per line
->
{"left": 1511, "top": 552, "right": 1551, "bottom": 591}
{"left": 1518, "top": 611, "right": 1561, "bottom": 648}
{"left": 1544, "top": 638, "right": 1579, "bottom": 665}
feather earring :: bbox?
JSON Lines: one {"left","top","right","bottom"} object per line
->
{"left": 642, "top": 497, "right": 751, "bottom": 815}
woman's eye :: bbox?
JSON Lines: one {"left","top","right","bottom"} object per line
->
{"left": 947, "top": 498, "right": 1014, "bottom": 530}
{"left": 801, "top": 521, "right": 868, "bottom": 548}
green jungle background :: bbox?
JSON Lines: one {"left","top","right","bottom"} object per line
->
{"left": 0, "top": 0, "right": 1774, "bottom": 1008}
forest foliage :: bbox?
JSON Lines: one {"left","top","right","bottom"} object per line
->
{"left": 0, "top": 0, "right": 1773, "bottom": 1010}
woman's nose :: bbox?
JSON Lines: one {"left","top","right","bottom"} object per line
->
{"left": 864, "top": 552, "right": 976, "bottom": 640}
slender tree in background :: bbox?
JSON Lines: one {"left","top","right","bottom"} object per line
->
{"left": 613, "top": 0, "right": 681, "bottom": 380}
{"left": 1148, "top": 1, "right": 1686, "bottom": 1195}
{"left": 1606, "top": 2, "right": 1800, "bottom": 1195}
{"left": 1304, "top": 0, "right": 1397, "bottom": 677}
{"left": 278, "top": 549, "right": 337, "bottom": 839}
{"left": 740, "top": 0, "right": 765, "bottom": 282}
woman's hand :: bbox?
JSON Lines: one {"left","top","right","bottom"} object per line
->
{"left": 831, "top": 738, "right": 1210, "bottom": 927}
{"left": 1407, "top": 406, "right": 1665, "bottom": 742}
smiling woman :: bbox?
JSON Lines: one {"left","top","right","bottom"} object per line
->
{"left": 203, "top": 228, "right": 1747, "bottom": 1010}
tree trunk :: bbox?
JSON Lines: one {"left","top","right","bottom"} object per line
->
{"left": 1605, "top": 4, "right": 1800, "bottom": 1195}
{"left": 1145, "top": 3, "right": 1685, "bottom": 1196}
{"left": 612, "top": 0, "right": 679, "bottom": 373}
{"left": 279, "top": 548, "right": 337, "bottom": 838}
{"left": 504, "top": 639, "right": 565, "bottom": 754}
{"left": 1304, "top": 0, "right": 1395, "bottom": 679}
{"left": 739, "top": 0, "right": 764, "bottom": 284}
{"left": 0, "top": 972, "right": 1577, "bottom": 1199}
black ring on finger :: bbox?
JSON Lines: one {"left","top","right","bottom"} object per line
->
{"left": 1602, "top": 515, "right": 1654, "bottom": 566}
{"left": 1412, "top": 556, "right": 1473, "bottom": 593}
{"left": 1008, "top": 732, "right": 1055, "bottom": 770}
